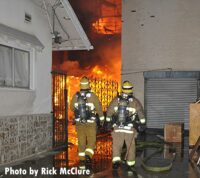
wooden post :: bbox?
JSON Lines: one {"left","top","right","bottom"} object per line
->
{"left": 189, "top": 136, "right": 200, "bottom": 163}
{"left": 189, "top": 103, "right": 200, "bottom": 146}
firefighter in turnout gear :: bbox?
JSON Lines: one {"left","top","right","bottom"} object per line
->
{"left": 106, "top": 81, "right": 146, "bottom": 170}
{"left": 70, "top": 76, "right": 104, "bottom": 168}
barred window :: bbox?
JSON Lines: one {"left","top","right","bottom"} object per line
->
{"left": 0, "top": 44, "right": 30, "bottom": 89}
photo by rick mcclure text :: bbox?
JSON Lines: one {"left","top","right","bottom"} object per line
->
{"left": 4, "top": 167, "right": 91, "bottom": 176}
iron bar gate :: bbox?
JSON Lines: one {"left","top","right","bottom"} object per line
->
{"left": 52, "top": 75, "right": 119, "bottom": 168}
{"left": 52, "top": 70, "right": 68, "bottom": 149}
{"left": 90, "top": 78, "right": 118, "bottom": 111}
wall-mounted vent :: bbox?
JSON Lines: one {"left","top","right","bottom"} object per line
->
{"left": 25, "top": 13, "right": 32, "bottom": 23}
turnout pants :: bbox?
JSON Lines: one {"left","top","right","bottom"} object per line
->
{"left": 112, "top": 129, "right": 137, "bottom": 166}
{"left": 75, "top": 122, "right": 97, "bottom": 160}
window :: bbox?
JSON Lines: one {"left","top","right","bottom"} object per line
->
{"left": 0, "top": 44, "right": 30, "bottom": 89}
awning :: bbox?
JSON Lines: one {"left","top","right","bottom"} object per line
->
{"left": 0, "top": 23, "right": 44, "bottom": 51}
{"left": 51, "top": 0, "right": 94, "bottom": 51}
{"left": 34, "top": 0, "right": 93, "bottom": 51}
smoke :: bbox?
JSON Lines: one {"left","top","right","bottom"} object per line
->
{"left": 59, "top": 60, "right": 90, "bottom": 76}
{"left": 53, "top": 36, "right": 121, "bottom": 81}
{"left": 68, "top": 0, "right": 97, "bottom": 34}
{"left": 61, "top": 36, "right": 121, "bottom": 80}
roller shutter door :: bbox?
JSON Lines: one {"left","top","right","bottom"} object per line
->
{"left": 145, "top": 78, "right": 197, "bottom": 130}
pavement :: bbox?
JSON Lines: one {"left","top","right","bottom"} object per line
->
{"left": 0, "top": 131, "right": 199, "bottom": 178}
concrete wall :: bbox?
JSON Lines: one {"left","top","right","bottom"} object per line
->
{"left": 0, "top": 0, "right": 52, "bottom": 115}
{"left": 0, "top": 114, "right": 52, "bottom": 165}
{"left": 122, "top": 0, "right": 200, "bottom": 106}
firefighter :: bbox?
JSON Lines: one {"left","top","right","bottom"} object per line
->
{"left": 70, "top": 76, "right": 104, "bottom": 167}
{"left": 106, "top": 81, "right": 146, "bottom": 170}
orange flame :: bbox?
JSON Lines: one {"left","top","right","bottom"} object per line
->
{"left": 91, "top": 65, "right": 113, "bottom": 79}
{"left": 67, "top": 65, "right": 119, "bottom": 120}
{"left": 92, "top": 65, "right": 103, "bottom": 75}
{"left": 92, "top": 0, "right": 121, "bottom": 35}
{"left": 92, "top": 17, "right": 121, "bottom": 35}
{"left": 52, "top": 0, "right": 121, "bottom": 165}
{"left": 66, "top": 66, "right": 119, "bottom": 147}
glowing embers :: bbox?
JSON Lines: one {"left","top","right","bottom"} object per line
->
{"left": 92, "top": 17, "right": 121, "bottom": 35}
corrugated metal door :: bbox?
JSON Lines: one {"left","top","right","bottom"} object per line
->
{"left": 145, "top": 78, "right": 197, "bottom": 129}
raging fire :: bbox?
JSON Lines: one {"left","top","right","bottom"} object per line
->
{"left": 52, "top": 0, "right": 122, "bottom": 167}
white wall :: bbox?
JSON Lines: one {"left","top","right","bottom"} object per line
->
{"left": 122, "top": 0, "right": 200, "bottom": 105}
{"left": 0, "top": 0, "right": 52, "bottom": 115}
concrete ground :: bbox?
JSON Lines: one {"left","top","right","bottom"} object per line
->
{"left": 0, "top": 131, "right": 199, "bottom": 178}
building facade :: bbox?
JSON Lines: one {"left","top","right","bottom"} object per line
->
{"left": 122, "top": 0, "right": 200, "bottom": 129}
{"left": 0, "top": 0, "right": 52, "bottom": 165}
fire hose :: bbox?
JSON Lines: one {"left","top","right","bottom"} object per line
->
{"left": 103, "top": 123, "right": 176, "bottom": 172}
{"left": 137, "top": 141, "right": 176, "bottom": 172}
{"left": 123, "top": 132, "right": 176, "bottom": 173}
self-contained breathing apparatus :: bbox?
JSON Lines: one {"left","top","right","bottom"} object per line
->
{"left": 112, "top": 95, "right": 143, "bottom": 132}
{"left": 74, "top": 91, "right": 97, "bottom": 124}
{"left": 117, "top": 97, "right": 130, "bottom": 126}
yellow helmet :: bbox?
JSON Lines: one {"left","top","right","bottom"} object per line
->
{"left": 80, "top": 76, "right": 90, "bottom": 90}
{"left": 121, "top": 81, "right": 133, "bottom": 94}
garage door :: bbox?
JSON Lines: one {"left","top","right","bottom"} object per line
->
{"left": 145, "top": 78, "right": 198, "bottom": 130}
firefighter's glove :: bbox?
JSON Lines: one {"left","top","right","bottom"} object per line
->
{"left": 105, "top": 119, "right": 113, "bottom": 130}
{"left": 106, "top": 117, "right": 111, "bottom": 122}
{"left": 127, "top": 123, "right": 133, "bottom": 128}
{"left": 72, "top": 120, "right": 76, "bottom": 125}
{"left": 99, "top": 116, "right": 105, "bottom": 122}
{"left": 106, "top": 123, "right": 113, "bottom": 131}
{"left": 138, "top": 118, "right": 146, "bottom": 133}
{"left": 140, "top": 118, "right": 146, "bottom": 124}
{"left": 138, "top": 124, "right": 146, "bottom": 133}
{"left": 99, "top": 116, "right": 105, "bottom": 126}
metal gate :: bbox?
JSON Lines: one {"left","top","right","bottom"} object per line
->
{"left": 52, "top": 70, "right": 68, "bottom": 148}
{"left": 90, "top": 78, "right": 119, "bottom": 111}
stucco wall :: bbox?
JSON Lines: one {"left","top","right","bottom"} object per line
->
{"left": 122, "top": 0, "right": 200, "bottom": 105}
{"left": 0, "top": 114, "right": 52, "bottom": 165}
{"left": 0, "top": 0, "right": 52, "bottom": 115}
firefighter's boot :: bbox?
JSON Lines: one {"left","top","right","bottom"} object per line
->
{"left": 112, "top": 161, "right": 121, "bottom": 169}
{"left": 78, "top": 160, "right": 86, "bottom": 170}
{"left": 85, "top": 155, "right": 92, "bottom": 164}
